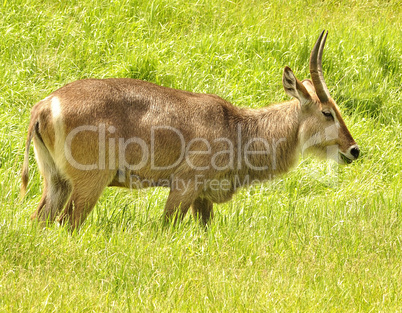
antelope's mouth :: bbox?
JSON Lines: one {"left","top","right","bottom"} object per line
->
{"left": 339, "top": 153, "right": 353, "bottom": 164}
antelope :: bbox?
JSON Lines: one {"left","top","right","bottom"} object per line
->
{"left": 21, "top": 30, "right": 359, "bottom": 229}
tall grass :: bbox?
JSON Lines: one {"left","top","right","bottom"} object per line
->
{"left": 0, "top": 0, "right": 401, "bottom": 311}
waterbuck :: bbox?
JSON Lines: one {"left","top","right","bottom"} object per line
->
{"left": 21, "top": 30, "right": 359, "bottom": 229}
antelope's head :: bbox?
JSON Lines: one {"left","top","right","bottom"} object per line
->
{"left": 282, "top": 30, "right": 360, "bottom": 164}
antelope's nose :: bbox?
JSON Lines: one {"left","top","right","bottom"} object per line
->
{"left": 350, "top": 145, "right": 360, "bottom": 159}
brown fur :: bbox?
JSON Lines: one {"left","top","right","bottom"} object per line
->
{"left": 21, "top": 32, "right": 359, "bottom": 229}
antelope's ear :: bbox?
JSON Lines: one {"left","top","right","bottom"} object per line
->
{"left": 282, "top": 66, "right": 311, "bottom": 105}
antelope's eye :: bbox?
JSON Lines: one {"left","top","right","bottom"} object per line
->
{"left": 322, "top": 111, "right": 333, "bottom": 119}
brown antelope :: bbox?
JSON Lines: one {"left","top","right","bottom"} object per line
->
{"left": 21, "top": 30, "right": 359, "bottom": 229}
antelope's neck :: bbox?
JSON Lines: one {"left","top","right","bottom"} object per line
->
{"left": 237, "top": 100, "right": 302, "bottom": 179}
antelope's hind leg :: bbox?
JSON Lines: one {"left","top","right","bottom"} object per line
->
{"left": 31, "top": 136, "right": 73, "bottom": 225}
{"left": 30, "top": 187, "right": 47, "bottom": 221}
{"left": 58, "top": 171, "right": 115, "bottom": 230}
{"left": 31, "top": 175, "right": 72, "bottom": 226}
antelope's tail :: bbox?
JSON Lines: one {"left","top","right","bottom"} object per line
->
{"left": 21, "top": 118, "right": 37, "bottom": 197}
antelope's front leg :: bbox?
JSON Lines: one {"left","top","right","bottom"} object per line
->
{"left": 191, "top": 197, "right": 214, "bottom": 225}
{"left": 163, "top": 178, "right": 201, "bottom": 224}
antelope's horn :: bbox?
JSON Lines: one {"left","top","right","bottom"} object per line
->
{"left": 310, "top": 30, "right": 330, "bottom": 103}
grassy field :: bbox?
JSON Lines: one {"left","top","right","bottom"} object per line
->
{"left": 1, "top": 0, "right": 401, "bottom": 311}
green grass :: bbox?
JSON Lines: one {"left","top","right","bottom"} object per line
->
{"left": 1, "top": 0, "right": 401, "bottom": 311}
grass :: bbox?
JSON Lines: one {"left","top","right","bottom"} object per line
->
{"left": 0, "top": 0, "right": 401, "bottom": 311}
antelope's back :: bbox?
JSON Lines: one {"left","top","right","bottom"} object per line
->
{"left": 50, "top": 78, "right": 239, "bottom": 139}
